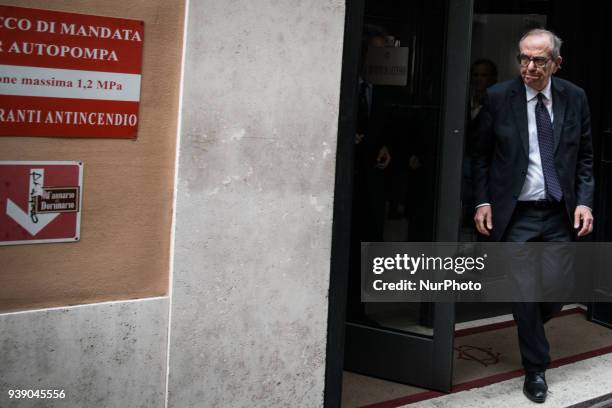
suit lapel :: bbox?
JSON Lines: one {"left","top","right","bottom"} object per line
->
{"left": 551, "top": 77, "right": 567, "bottom": 154}
{"left": 510, "top": 78, "right": 529, "bottom": 158}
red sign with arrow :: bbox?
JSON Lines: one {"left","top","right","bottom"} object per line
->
{"left": 0, "top": 161, "right": 82, "bottom": 245}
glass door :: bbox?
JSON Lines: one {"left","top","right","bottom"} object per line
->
{"left": 341, "top": 0, "right": 473, "bottom": 392}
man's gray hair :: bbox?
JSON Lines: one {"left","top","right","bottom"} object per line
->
{"left": 519, "top": 29, "right": 563, "bottom": 59}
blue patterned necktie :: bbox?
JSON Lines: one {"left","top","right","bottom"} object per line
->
{"left": 535, "top": 93, "right": 563, "bottom": 201}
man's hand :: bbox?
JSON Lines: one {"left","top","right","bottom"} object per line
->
{"left": 376, "top": 145, "right": 391, "bottom": 169}
{"left": 355, "top": 133, "right": 365, "bottom": 144}
{"left": 574, "top": 206, "right": 594, "bottom": 237}
{"left": 474, "top": 205, "right": 493, "bottom": 236}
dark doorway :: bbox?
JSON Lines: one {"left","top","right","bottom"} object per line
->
{"left": 325, "top": 0, "right": 472, "bottom": 405}
{"left": 346, "top": 0, "right": 449, "bottom": 331}
{"left": 325, "top": 0, "right": 612, "bottom": 407}
{"left": 341, "top": 0, "right": 473, "bottom": 390}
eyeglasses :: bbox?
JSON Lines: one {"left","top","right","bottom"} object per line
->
{"left": 517, "top": 54, "right": 552, "bottom": 68}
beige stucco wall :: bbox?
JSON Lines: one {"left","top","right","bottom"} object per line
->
{"left": 0, "top": 0, "right": 185, "bottom": 311}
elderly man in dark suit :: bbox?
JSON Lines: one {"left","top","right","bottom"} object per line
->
{"left": 472, "top": 29, "right": 594, "bottom": 403}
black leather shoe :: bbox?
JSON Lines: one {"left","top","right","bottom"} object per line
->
{"left": 523, "top": 371, "right": 547, "bottom": 403}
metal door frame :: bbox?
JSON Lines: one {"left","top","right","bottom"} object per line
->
{"left": 324, "top": 0, "right": 473, "bottom": 405}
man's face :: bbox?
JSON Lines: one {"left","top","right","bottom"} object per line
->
{"left": 519, "top": 33, "right": 562, "bottom": 91}
{"left": 361, "top": 35, "right": 386, "bottom": 75}
{"left": 471, "top": 64, "right": 496, "bottom": 92}
{"left": 364, "top": 36, "right": 386, "bottom": 60}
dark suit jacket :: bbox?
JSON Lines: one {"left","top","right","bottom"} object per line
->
{"left": 356, "top": 83, "right": 390, "bottom": 166}
{"left": 472, "top": 76, "right": 594, "bottom": 241}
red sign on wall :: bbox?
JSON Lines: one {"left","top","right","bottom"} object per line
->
{"left": 0, "top": 161, "right": 83, "bottom": 245}
{"left": 0, "top": 6, "right": 144, "bottom": 138}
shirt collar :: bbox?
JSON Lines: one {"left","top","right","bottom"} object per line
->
{"left": 525, "top": 79, "right": 552, "bottom": 102}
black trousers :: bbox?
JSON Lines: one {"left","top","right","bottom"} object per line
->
{"left": 502, "top": 202, "right": 572, "bottom": 372}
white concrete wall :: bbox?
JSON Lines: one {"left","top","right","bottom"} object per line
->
{"left": 167, "top": 0, "right": 345, "bottom": 407}
{"left": 0, "top": 298, "right": 169, "bottom": 408}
